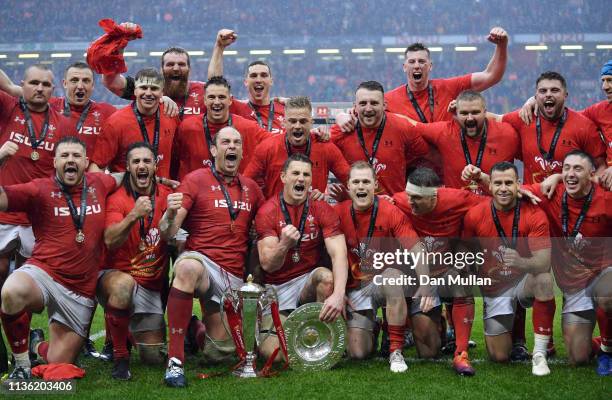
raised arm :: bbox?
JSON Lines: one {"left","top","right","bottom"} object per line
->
{"left": 159, "top": 193, "right": 186, "bottom": 241}
{"left": 470, "top": 27, "right": 508, "bottom": 92}
{"left": 0, "top": 68, "right": 23, "bottom": 97}
{"left": 104, "top": 196, "right": 152, "bottom": 250}
{"left": 207, "top": 29, "right": 237, "bottom": 80}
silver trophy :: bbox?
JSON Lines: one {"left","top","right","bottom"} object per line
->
{"left": 220, "top": 274, "right": 277, "bottom": 378}
{"left": 284, "top": 302, "right": 346, "bottom": 371}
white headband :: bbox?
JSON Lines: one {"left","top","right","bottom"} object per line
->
{"left": 135, "top": 76, "right": 163, "bottom": 89}
{"left": 405, "top": 182, "right": 437, "bottom": 197}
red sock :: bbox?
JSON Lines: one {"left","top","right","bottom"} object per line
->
{"left": 532, "top": 299, "right": 555, "bottom": 336}
{"left": 0, "top": 310, "right": 30, "bottom": 354}
{"left": 592, "top": 336, "right": 602, "bottom": 357}
{"left": 104, "top": 315, "right": 113, "bottom": 345}
{"left": 167, "top": 287, "right": 193, "bottom": 362}
{"left": 596, "top": 307, "right": 612, "bottom": 352}
{"left": 104, "top": 305, "right": 130, "bottom": 360}
{"left": 512, "top": 304, "right": 526, "bottom": 344}
{"left": 37, "top": 341, "right": 49, "bottom": 362}
{"left": 388, "top": 324, "right": 405, "bottom": 353}
{"left": 452, "top": 297, "right": 474, "bottom": 355}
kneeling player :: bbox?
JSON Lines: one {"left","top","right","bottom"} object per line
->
{"left": 463, "top": 162, "right": 555, "bottom": 376}
{"left": 0, "top": 137, "right": 121, "bottom": 379}
{"left": 337, "top": 161, "right": 435, "bottom": 372}
{"left": 159, "top": 127, "right": 264, "bottom": 387}
{"left": 98, "top": 142, "right": 175, "bottom": 380}
{"left": 256, "top": 154, "right": 348, "bottom": 360}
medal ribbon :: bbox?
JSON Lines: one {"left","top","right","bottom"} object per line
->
{"left": 460, "top": 120, "right": 488, "bottom": 168}
{"left": 535, "top": 108, "right": 567, "bottom": 161}
{"left": 64, "top": 97, "right": 92, "bottom": 132}
{"left": 132, "top": 102, "right": 160, "bottom": 156}
{"left": 127, "top": 181, "right": 156, "bottom": 245}
{"left": 248, "top": 101, "right": 275, "bottom": 131}
{"left": 561, "top": 187, "right": 593, "bottom": 243}
{"left": 284, "top": 134, "right": 311, "bottom": 158}
{"left": 490, "top": 199, "right": 521, "bottom": 249}
{"left": 203, "top": 114, "right": 233, "bottom": 160}
{"left": 350, "top": 196, "right": 379, "bottom": 262}
{"left": 19, "top": 97, "right": 49, "bottom": 151}
{"left": 55, "top": 175, "right": 88, "bottom": 237}
{"left": 279, "top": 192, "right": 310, "bottom": 257}
{"left": 355, "top": 114, "right": 386, "bottom": 166}
{"left": 211, "top": 167, "right": 243, "bottom": 227}
{"left": 406, "top": 84, "right": 434, "bottom": 123}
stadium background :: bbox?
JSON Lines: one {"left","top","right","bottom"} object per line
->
{"left": 0, "top": 1, "right": 610, "bottom": 399}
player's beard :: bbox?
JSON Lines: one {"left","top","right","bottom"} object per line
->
{"left": 163, "top": 77, "right": 188, "bottom": 99}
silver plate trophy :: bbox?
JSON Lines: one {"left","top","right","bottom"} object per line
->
{"left": 220, "top": 274, "right": 277, "bottom": 378}
{"left": 284, "top": 302, "right": 346, "bottom": 371}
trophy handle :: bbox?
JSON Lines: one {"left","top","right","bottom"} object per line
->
{"left": 257, "top": 286, "right": 279, "bottom": 346}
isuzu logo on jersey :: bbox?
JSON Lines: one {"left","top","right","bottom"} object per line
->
{"left": 79, "top": 126, "right": 101, "bottom": 135}
{"left": 183, "top": 107, "right": 202, "bottom": 115}
{"left": 53, "top": 204, "right": 102, "bottom": 216}
{"left": 214, "top": 199, "right": 252, "bottom": 211}
{"left": 9, "top": 132, "right": 55, "bottom": 152}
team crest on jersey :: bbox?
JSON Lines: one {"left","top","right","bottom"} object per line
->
{"left": 371, "top": 157, "right": 387, "bottom": 175}
{"left": 88, "top": 186, "right": 98, "bottom": 203}
{"left": 190, "top": 92, "right": 199, "bottom": 101}
{"left": 567, "top": 232, "right": 589, "bottom": 263}
{"left": 202, "top": 159, "right": 213, "bottom": 168}
{"left": 492, "top": 245, "right": 512, "bottom": 276}
{"left": 423, "top": 236, "right": 445, "bottom": 253}
{"left": 534, "top": 156, "right": 562, "bottom": 172}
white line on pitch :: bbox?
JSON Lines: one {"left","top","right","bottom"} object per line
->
{"left": 89, "top": 330, "right": 106, "bottom": 341}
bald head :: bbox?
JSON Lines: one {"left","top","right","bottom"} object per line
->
{"left": 212, "top": 126, "right": 243, "bottom": 178}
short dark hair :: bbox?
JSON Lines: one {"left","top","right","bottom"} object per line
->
{"left": 245, "top": 60, "right": 272, "bottom": 77}
{"left": 404, "top": 43, "right": 430, "bottom": 58}
{"left": 24, "top": 63, "right": 53, "bottom": 79}
{"left": 135, "top": 68, "right": 164, "bottom": 86}
{"left": 356, "top": 80, "right": 384, "bottom": 95}
{"left": 125, "top": 142, "right": 156, "bottom": 165}
{"left": 55, "top": 135, "right": 86, "bottom": 155}
{"left": 456, "top": 90, "right": 486, "bottom": 106}
{"left": 206, "top": 75, "right": 231, "bottom": 92}
{"left": 349, "top": 161, "right": 376, "bottom": 181}
{"left": 563, "top": 149, "right": 595, "bottom": 170}
{"left": 536, "top": 71, "right": 567, "bottom": 90}
{"left": 285, "top": 96, "right": 312, "bottom": 113}
{"left": 490, "top": 161, "right": 518, "bottom": 178}
{"left": 407, "top": 167, "right": 441, "bottom": 188}
{"left": 282, "top": 153, "right": 312, "bottom": 173}
{"left": 63, "top": 62, "right": 92, "bottom": 78}
{"left": 161, "top": 47, "right": 190, "bottom": 67}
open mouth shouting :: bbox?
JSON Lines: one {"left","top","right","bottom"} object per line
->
{"left": 542, "top": 98, "right": 556, "bottom": 115}
{"left": 63, "top": 164, "right": 79, "bottom": 182}
{"left": 252, "top": 83, "right": 265, "bottom": 96}
{"left": 412, "top": 71, "right": 423, "bottom": 82}
{"left": 293, "top": 182, "right": 306, "bottom": 197}
{"left": 223, "top": 152, "right": 239, "bottom": 170}
{"left": 74, "top": 90, "right": 87, "bottom": 103}
{"left": 564, "top": 176, "right": 579, "bottom": 192}
{"left": 136, "top": 170, "right": 151, "bottom": 187}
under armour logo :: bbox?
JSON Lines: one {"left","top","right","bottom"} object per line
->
{"left": 92, "top": 111, "right": 101, "bottom": 119}
{"left": 50, "top": 191, "right": 62, "bottom": 198}
{"left": 211, "top": 185, "right": 222, "bottom": 191}
{"left": 88, "top": 187, "right": 96, "bottom": 193}
{"left": 14, "top": 116, "right": 25, "bottom": 125}
{"left": 171, "top": 328, "right": 184, "bottom": 335}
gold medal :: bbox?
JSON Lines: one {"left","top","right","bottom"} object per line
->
{"left": 30, "top": 150, "right": 40, "bottom": 161}
{"left": 75, "top": 230, "right": 85, "bottom": 243}
{"left": 292, "top": 251, "right": 300, "bottom": 263}
{"left": 230, "top": 221, "right": 235, "bottom": 233}
{"left": 138, "top": 240, "right": 146, "bottom": 251}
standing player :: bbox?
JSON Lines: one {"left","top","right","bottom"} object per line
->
{"left": 244, "top": 96, "right": 349, "bottom": 199}
{"left": 98, "top": 142, "right": 174, "bottom": 380}
{"left": 0, "top": 62, "right": 117, "bottom": 154}
{"left": 393, "top": 167, "right": 484, "bottom": 375}
{"left": 158, "top": 127, "right": 264, "bottom": 387}
{"left": 0, "top": 64, "right": 69, "bottom": 300}
{"left": 489, "top": 71, "right": 605, "bottom": 184}
{"left": 208, "top": 29, "right": 285, "bottom": 133}
{"left": 90, "top": 68, "right": 179, "bottom": 178}
{"left": 255, "top": 154, "right": 348, "bottom": 358}
{"left": 462, "top": 162, "right": 555, "bottom": 376}
{"left": 413, "top": 90, "right": 520, "bottom": 192}
{"left": 102, "top": 24, "right": 219, "bottom": 120}
{"left": 331, "top": 81, "right": 429, "bottom": 195}
{"left": 520, "top": 60, "right": 612, "bottom": 190}
{"left": 338, "top": 161, "right": 435, "bottom": 372}
{"left": 172, "top": 76, "right": 272, "bottom": 180}
{"left": 385, "top": 27, "right": 508, "bottom": 122}
{"left": 0, "top": 136, "right": 121, "bottom": 379}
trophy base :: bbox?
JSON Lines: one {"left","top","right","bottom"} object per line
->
{"left": 233, "top": 353, "right": 258, "bottom": 378}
